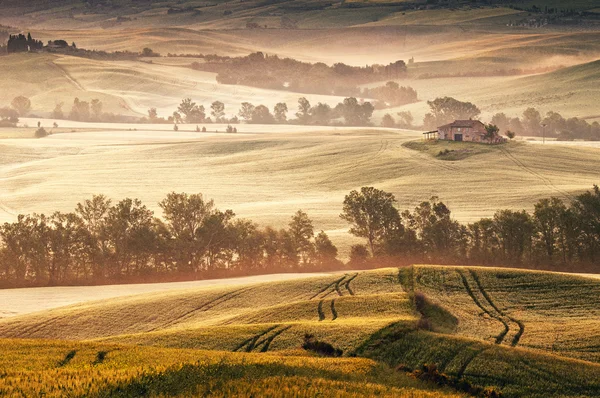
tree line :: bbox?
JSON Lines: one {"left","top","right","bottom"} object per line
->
{"left": 418, "top": 96, "right": 600, "bottom": 141}
{"left": 341, "top": 186, "right": 600, "bottom": 273}
{"left": 191, "top": 52, "right": 409, "bottom": 97}
{"left": 1, "top": 186, "right": 598, "bottom": 288}
{"left": 0, "top": 194, "right": 341, "bottom": 287}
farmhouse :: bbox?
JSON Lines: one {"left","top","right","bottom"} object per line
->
{"left": 437, "top": 120, "right": 488, "bottom": 142}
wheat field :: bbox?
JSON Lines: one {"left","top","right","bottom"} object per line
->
{"left": 0, "top": 266, "right": 599, "bottom": 397}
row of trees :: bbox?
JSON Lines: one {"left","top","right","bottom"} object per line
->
{"left": 192, "top": 52, "right": 408, "bottom": 97}
{"left": 156, "top": 97, "right": 376, "bottom": 126}
{"left": 0, "top": 194, "right": 341, "bottom": 287}
{"left": 340, "top": 186, "right": 600, "bottom": 272}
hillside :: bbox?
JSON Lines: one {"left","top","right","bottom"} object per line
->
{"left": 1, "top": 127, "right": 599, "bottom": 256}
{"left": 0, "top": 266, "right": 598, "bottom": 397}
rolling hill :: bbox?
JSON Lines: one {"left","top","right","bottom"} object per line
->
{"left": 0, "top": 266, "right": 598, "bottom": 397}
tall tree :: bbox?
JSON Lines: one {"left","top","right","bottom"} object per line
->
{"left": 11, "top": 96, "right": 31, "bottom": 116}
{"left": 273, "top": 102, "right": 288, "bottom": 123}
{"left": 340, "top": 187, "right": 401, "bottom": 255}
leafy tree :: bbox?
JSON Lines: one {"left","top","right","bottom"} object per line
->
{"left": 52, "top": 103, "right": 64, "bottom": 120}
{"left": 274, "top": 102, "right": 288, "bottom": 123}
{"left": 90, "top": 99, "right": 103, "bottom": 120}
{"left": 348, "top": 244, "right": 369, "bottom": 266}
{"left": 423, "top": 97, "right": 480, "bottom": 129}
{"left": 296, "top": 97, "right": 311, "bottom": 124}
{"left": 341, "top": 97, "right": 374, "bottom": 126}
{"left": 310, "top": 103, "right": 332, "bottom": 125}
{"left": 493, "top": 209, "right": 535, "bottom": 264}
{"left": 289, "top": 210, "right": 315, "bottom": 267}
{"left": 238, "top": 102, "right": 255, "bottom": 122}
{"left": 484, "top": 124, "right": 500, "bottom": 143}
{"left": 522, "top": 107, "right": 542, "bottom": 136}
{"left": 178, "top": 98, "right": 205, "bottom": 123}
{"left": 340, "top": 187, "right": 401, "bottom": 255}
{"left": 396, "top": 111, "right": 413, "bottom": 129}
{"left": 491, "top": 113, "right": 509, "bottom": 133}
{"left": 148, "top": 108, "right": 158, "bottom": 121}
{"left": 251, "top": 105, "right": 274, "bottom": 124}
{"left": 211, "top": 101, "right": 225, "bottom": 122}
{"left": 11, "top": 96, "right": 31, "bottom": 116}
{"left": 0, "top": 107, "right": 19, "bottom": 127}
{"left": 381, "top": 114, "right": 395, "bottom": 128}
{"left": 571, "top": 185, "right": 600, "bottom": 263}
{"left": 70, "top": 98, "right": 90, "bottom": 121}
{"left": 506, "top": 130, "right": 516, "bottom": 140}
{"left": 314, "top": 230, "right": 338, "bottom": 269}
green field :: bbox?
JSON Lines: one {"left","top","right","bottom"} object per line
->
{"left": 0, "top": 266, "right": 598, "bottom": 397}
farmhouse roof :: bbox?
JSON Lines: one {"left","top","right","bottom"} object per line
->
{"left": 438, "top": 120, "right": 485, "bottom": 129}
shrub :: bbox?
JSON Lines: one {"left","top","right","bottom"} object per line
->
{"left": 35, "top": 127, "right": 49, "bottom": 138}
{"left": 302, "top": 334, "right": 343, "bottom": 357}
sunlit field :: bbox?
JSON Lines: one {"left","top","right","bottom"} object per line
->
{"left": 0, "top": 266, "right": 599, "bottom": 397}
{"left": 1, "top": 125, "right": 598, "bottom": 257}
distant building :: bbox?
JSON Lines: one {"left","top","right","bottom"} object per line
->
{"left": 437, "top": 120, "right": 490, "bottom": 143}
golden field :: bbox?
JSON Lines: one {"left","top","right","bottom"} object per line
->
{"left": 0, "top": 266, "right": 599, "bottom": 397}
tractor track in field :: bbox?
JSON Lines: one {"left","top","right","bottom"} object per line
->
{"left": 317, "top": 300, "right": 326, "bottom": 321}
{"left": 148, "top": 287, "right": 250, "bottom": 332}
{"left": 469, "top": 270, "right": 524, "bottom": 347}
{"left": 457, "top": 270, "right": 509, "bottom": 345}
{"left": 259, "top": 325, "right": 292, "bottom": 352}
{"left": 309, "top": 275, "right": 347, "bottom": 300}
{"left": 233, "top": 325, "right": 279, "bottom": 352}
{"left": 330, "top": 299, "right": 338, "bottom": 321}
{"left": 499, "top": 146, "right": 573, "bottom": 201}
{"left": 456, "top": 347, "right": 490, "bottom": 379}
{"left": 344, "top": 273, "right": 358, "bottom": 295}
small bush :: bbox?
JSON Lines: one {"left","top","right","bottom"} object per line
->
{"left": 35, "top": 127, "right": 49, "bottom": 138}
{"left": 302, "top": 334, "right": 342, "bottom": 357}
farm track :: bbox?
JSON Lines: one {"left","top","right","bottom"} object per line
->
{"left": 330, "top": 299, "right": 338, "bottom": 321}
{"left": 456, "top": 347, "right": 489, "bottom": 379}
{"left": 317, "top": 300, "right": 326, "bottom": 321}
{"left": 233, "top": 325, "right": 278, "bottom": 352}
{"left": 457, "top": 270, "right": 509, "bottom": 345}
{"left": 260, "top": 326, "right": 292, "bottom": 352}
{"left": 309, "top": 275, "right": 347, "bottom": 300}
{"left": 147, "top": 287, "right": 250, "bottom": 332}
{"left": 499, "top": 146, "right": 573, "bottom": 201}
{"left": 344, "top": 273, "right": 358, "bottom": 295}
{"left": 468, "top": 270, "right": 525, "bottom": 347}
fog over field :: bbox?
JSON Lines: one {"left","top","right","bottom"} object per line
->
{"left": 0, "top": 1, "right": 599, "bottom": 397}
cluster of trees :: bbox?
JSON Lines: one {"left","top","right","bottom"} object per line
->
{"left": 364, "top": 82, "right": 418, "bottom": 107}
{"left": 52, "top": 98, "right": 132, "bottom": 123}
{"left": 340, "top": 186, "right": 600, "bottom": 273}
{"left": 0, "top": 96, "right": 32, "bottom": 127}
{"left": 420, "top": 97, "right": 599, "bottom": 141}
{"left": 7, "top": 33, "right": 43, "bottom": 53}
{"left": 0, "top": 194, "right": 341, "bottom": 287}
{"left": 490, "top": 109, "right": 600, "bottom": 141}
{"left": 151, "top": 97, "right": 376, "bottom": 127}
{"left": 191, "top": 52, "right": 408, "bottom": 96}
{"left": 423, "top": 97, "right": 482, "bottom": 130}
